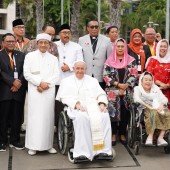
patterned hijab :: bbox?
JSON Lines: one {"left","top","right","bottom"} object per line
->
{"left": 105, "top": 38, "right": 135, "bottom": 69}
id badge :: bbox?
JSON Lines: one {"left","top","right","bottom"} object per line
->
{"left": 138, "top": 65, "right": 141, "bottom": 71}
{"left": 14, "top": 71, "right": 18, "bottom": 79}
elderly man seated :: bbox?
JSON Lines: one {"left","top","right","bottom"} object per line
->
{"left": 56, "top": 60, "right": 115, "bottom": 162}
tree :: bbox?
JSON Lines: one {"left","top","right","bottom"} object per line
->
{"left": 70, "top": 0, "right": 81, "bottom": 42}
{"left": 35, "top": 0, "right": 43, "bottom": 34}
{"left": 4, "top": 0, "right": 44, "bottom": 35}
{"left": 109, "top": 0, "right": 122, "bottom": 29}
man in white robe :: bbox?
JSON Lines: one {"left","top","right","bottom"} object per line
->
{"left": 24, "top": 33, "right": 59, "bottom": 155}
{"left": 54, "top": 24, "right": 83, "bottom": 126}
{"left": 56, "top": 60, "right": 114, "bottom": 161}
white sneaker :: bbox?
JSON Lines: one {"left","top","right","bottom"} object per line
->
{"left": 145, "top": 138, "right": 153, "bottom": 146}
{"left": 157, "top": 138, "right": 168, "bottom": 146}
{"left": 48, "top": 148, "right": 57, "bottom": 154}
{"left": 28, "top": 149, "right": 36, "bottom": 155}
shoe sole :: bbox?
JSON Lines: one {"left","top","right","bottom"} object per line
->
{"left": 145, "top": 144, "right": 155, "bottom": 147}
{"left": 0, "top": 149, "right": 6, "bottom": 152}
{"left": 28, "top": 152, "right": 36, "bottom": 156}
{"left": 157, "top": 144, "right": 168, "bottom": 147}
{"left": 9, "top": 144, "right": 24, "bottom": 150}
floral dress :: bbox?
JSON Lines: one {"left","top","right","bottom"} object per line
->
{"left": 103, "top": 60, "right": 138, "bottom": 122}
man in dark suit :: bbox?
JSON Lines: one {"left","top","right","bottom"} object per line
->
{"left": 0, "top": 33, "right": 27, "bottom": 151}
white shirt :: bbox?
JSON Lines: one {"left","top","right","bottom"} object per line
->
{"left": 55, "top": 40, "right": 83, "bottom": 84}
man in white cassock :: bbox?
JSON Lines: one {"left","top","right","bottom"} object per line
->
{"left": 56, "top": 60, "right": 115, "bottom": 161}
{"left": 24, "top": 33, "right": 59, "bottom": 156}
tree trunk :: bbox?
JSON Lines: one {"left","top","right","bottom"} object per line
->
{"left": 19, "top": 4, "right": 27, "bottom": 23}
{"left": 110, "top": 0, "right": 121, "bottom": 29}
{"left": 35, "top": 0, "right": 44, "bottom": 34}
{"left": 70, "top": 0, "right": 81, "bottom": 42}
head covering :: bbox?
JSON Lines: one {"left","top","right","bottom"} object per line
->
{"left": 145, "top": 39, "right": 170, "bottom": 67}
{"left": 36, "top": 33, "right": 51, "bottom": 42}
{"left": 134, "top": 71, "right": 168, "bottom": 113}
{"left": 73, "top": 59, "right": 85, "bottom": 66}
{"left": 128, "top": 28, "right": 146, "bottom": 72}
{"left": 105, "top": 38, "right": 135, "bottom": 69}
{"left": 12, "top": 19, "right": 24, "bottom": 27}
{"left": 128, "top": 28, "right": 144, "bottom": 54}
{"left": 59, "top": 24, "right": 70, "bottom": 32}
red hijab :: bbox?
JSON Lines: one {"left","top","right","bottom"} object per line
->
{"left": 105, "top": 38, "right": 135, "bottom": 69}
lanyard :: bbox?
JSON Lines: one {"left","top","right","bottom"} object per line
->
{"left": 17, "top": 41, "right": 23, "bottom": 51}
{"left": 13, "top": 56, "right": 17, "bottom": 71}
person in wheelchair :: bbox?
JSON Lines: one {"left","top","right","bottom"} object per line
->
{"left": 134, "top": 71, "right": 170, "bottom": 146}
{"left": 56, "top": 60, "right": 114, "bottom": 162}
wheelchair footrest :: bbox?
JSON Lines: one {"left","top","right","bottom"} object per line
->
{"left": 74, "top": 155, "right": 89, "bottom": 163}
{"left": 94, "top": 153, "right": 113, "bottom": 160}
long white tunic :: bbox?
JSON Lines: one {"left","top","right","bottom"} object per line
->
{"left": 24, "top": 50, "right": 59, "bottom": 150}
{"left": 56, "top": 75, "right": 112, "bottom": 160}
{"left": 54, "top": 40, "right": 83, "bottom": 85}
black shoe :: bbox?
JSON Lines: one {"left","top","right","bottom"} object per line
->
{"left": 112, "top": 141, "right": 116, "bottom": 146}
{"left": 9, "top": 143, "right": 25, "bottom": 150}
{"left": 0, "top": 143, "right": 6, "bottom": 152}
{"left": 120, "top": 139, "right": 127, "bottom": 145}
{"left": 94, "top": 153, "right": 112, "bottom": 160}
{"left": 74, "top": 155, "right": 89, "bottom": 163}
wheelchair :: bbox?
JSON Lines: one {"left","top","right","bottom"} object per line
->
{"left": 127, "top": 91, "right": 170, "bottom": 155}
{"left": 57, "top": 102, "right": 116, "bottom": 163}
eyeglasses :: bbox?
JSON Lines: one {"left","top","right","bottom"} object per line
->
{"left": 38, "top": 41, "right": 50, "bottom": 45}
{"left": 145, "top": 34, "right": 155, "bottom": 36}
{"left": 4, "top": 41, "right": 16, "bottom": 44}
{"left": 60, "top": 31, "right": 71, "bottom": 35}
{"left": 14, "top": 26, "right": 25, "bottom": 29}
{"left": 89, "top": 25, "right": 99, "bottom": 29}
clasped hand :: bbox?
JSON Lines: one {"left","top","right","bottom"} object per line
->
{"left": 37, "top": 82, "right": 50, "bottom": 93}
{"left": 11, "top": 79, "right": 22, "bottom": 92}
{"left": 99, "top": 103, "right": 108, "bottom": 113}
{"left": 75, "top": 102, "right": 86, "bottom": 112}
{"left": 118, "top": 83, "right": 128, "bottom": 96}
{"left": 61, "top": 63, "right": 69, "bottom": 72}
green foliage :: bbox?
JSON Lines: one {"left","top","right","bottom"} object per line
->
{"left": 44, "top": 0, "right": 70, "bottom": 33}
{"left": 121, "top": 0, "right": 167, "bottom": 39}
{"left": 3, "top": 0, "right": 168, "bottom": 39}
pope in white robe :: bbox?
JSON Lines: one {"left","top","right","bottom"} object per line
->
{"left": 56, "top": 60, "right": 113, "bottom": 161}
{"left": 24, "top": 33, "right": 59, "bottom": 155}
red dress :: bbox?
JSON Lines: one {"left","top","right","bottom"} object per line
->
{"left": 146, "top": 58, "right": 170, "bottom": 105}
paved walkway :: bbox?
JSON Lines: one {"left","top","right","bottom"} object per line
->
{"left": 1, "top": 134, "right": 170, "bottom": 170}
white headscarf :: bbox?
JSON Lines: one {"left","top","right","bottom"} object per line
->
{"left": 145, "top": 39, "right": 170, "bottom": 67}
{"left": 138, "top": 72, "right": 160, "bottom": 101}
{"left": 135, "top": 72, "right": 168, "bottom": 107}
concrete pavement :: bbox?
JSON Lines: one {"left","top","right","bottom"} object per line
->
{"left": 1, "top": 134, "right": 170, "bottom": 170}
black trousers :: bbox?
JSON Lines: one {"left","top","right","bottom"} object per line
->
{"left": 0, "top": 100, "right": 23, "bottom": 144}
{"left": 111, "top": 103, "right": 130, "bottom": 136}
{"left": 55, "top": 85, "right": 64, "bottom": 126}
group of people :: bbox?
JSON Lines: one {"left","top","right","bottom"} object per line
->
{"left": 0, "top": 18, "right": 170, "bottom": 163}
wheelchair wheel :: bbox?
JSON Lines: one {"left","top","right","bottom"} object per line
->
{"left": 134, "top": 141, "right": 140, "bottom": 155}
{"left": 57, "top": 110, "right": 69, "bottom": 155}
{"left": 164, "top": 131, "right": 170, "bottom": 154}
{"left": 110, "top": 148, "right": 116, "bottom": 161}
{"left": 68, "top": 148, "right": 75, "bottom": 163}
{"left": 128, "top": 104, "right": 136, "bottom": 148}
{"left": 164, "top": 146, "right": 170, "bottom": 154}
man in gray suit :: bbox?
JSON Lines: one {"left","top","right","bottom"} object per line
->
{"left": 78, "top": 20, "right": 112, "bottom": 89}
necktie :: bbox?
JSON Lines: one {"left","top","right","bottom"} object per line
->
{"left": 8, "top": 52, "right": 14, "bottom": 70}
